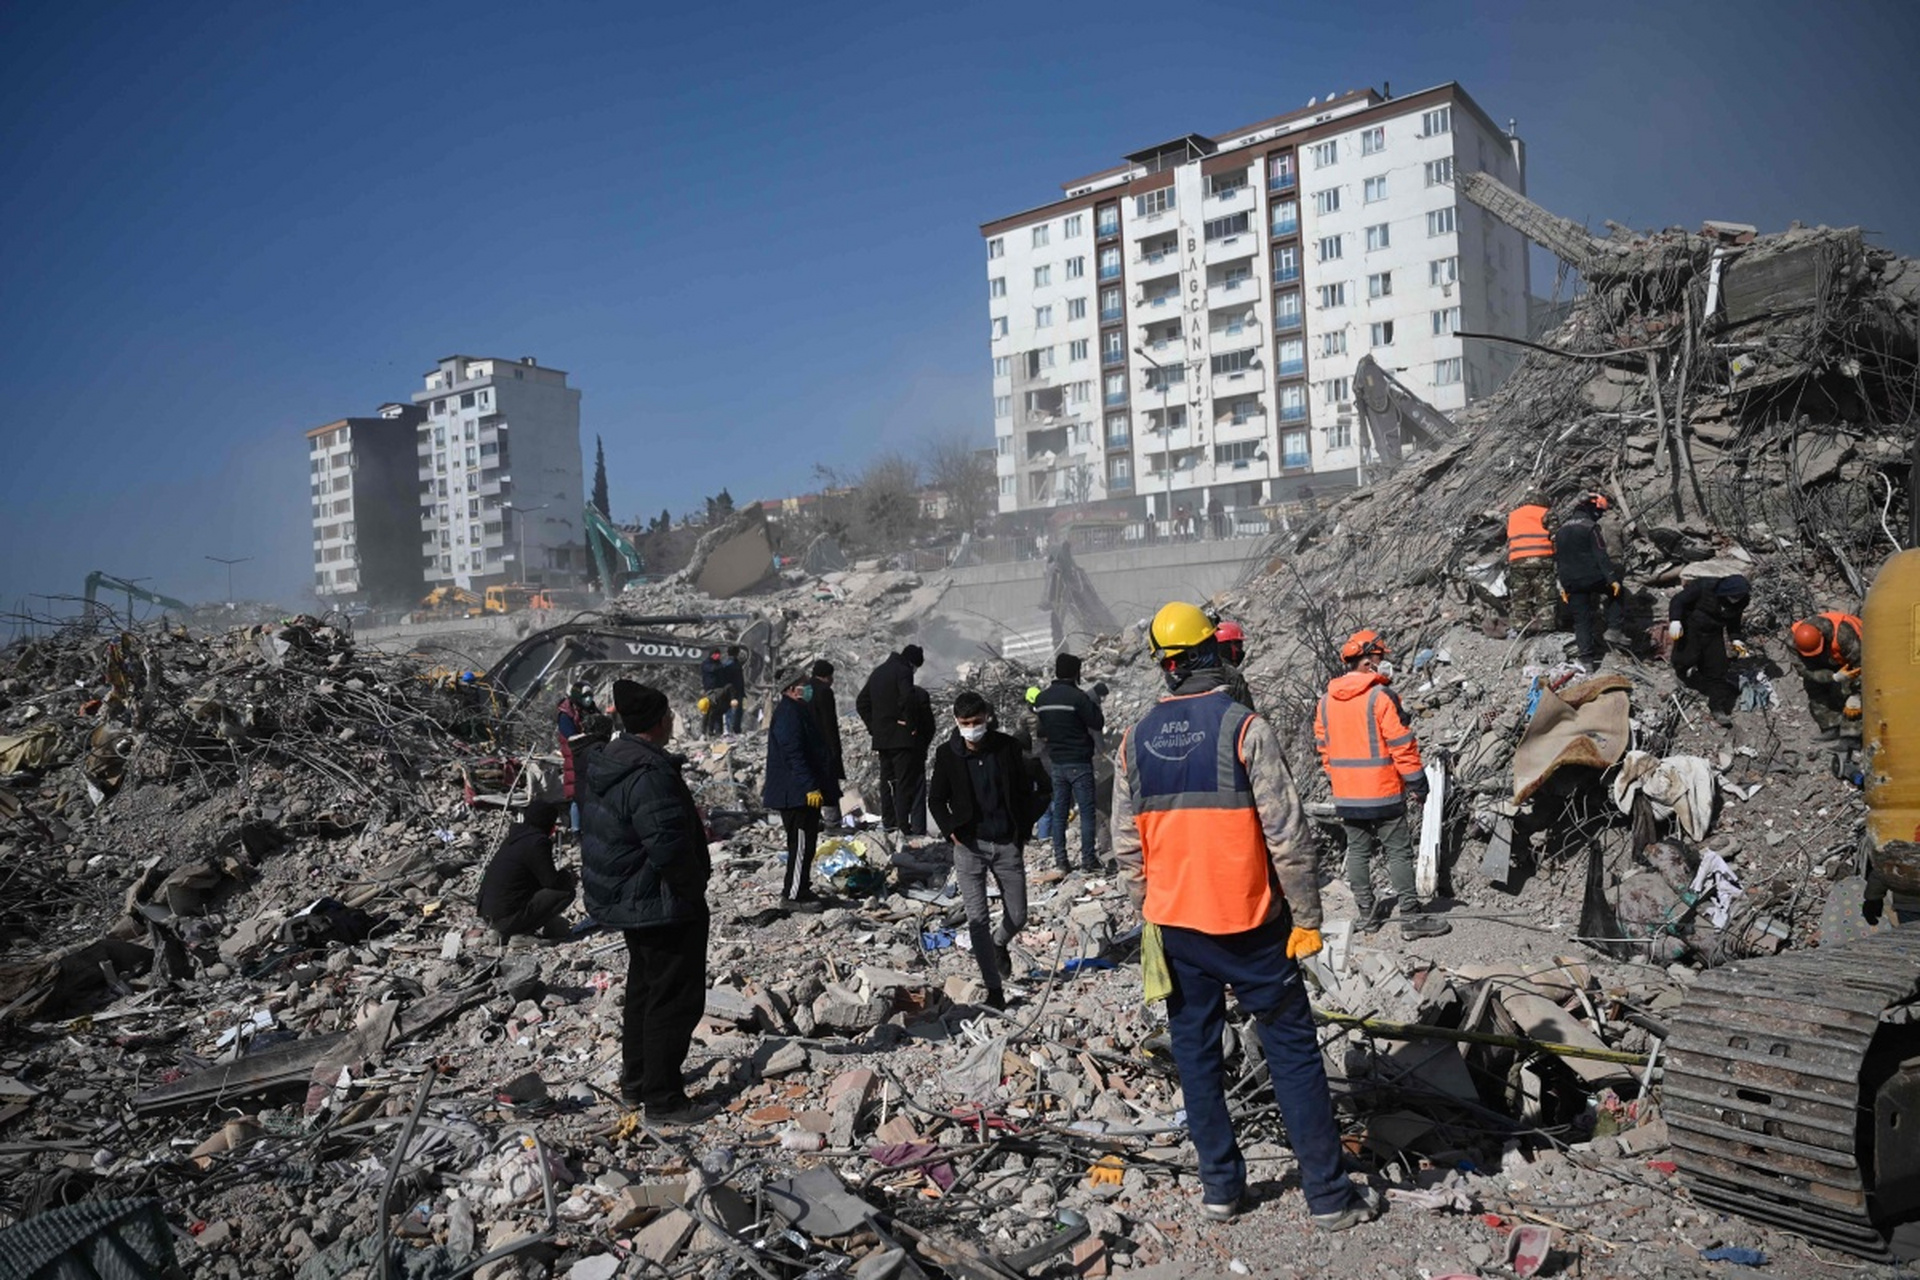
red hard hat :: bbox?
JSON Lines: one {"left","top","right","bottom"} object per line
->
{"left": 1215, "top": 621, "right": 1245, "bottom": 642}
{"left": 1586, "top": 492, "right": 1611, "bottom": 512}
{"left": 1341, "top": 629, "right": 1389, "bottom": 661}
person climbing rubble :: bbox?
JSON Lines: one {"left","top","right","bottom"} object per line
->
{"left": 1313, "top": 629, "right": 1449, "bottom": 939}
{"left": 1668, "top": 574, "right": 1751, "bottom": 724}
{"left": 855, "top": 643, "right": 926, "bottom": 835}
{"left": 764, "top": 668, "right": 838, "bottom": 911}
{"left": 1033, "top": 651, "right": 1106, "bottom": 873}
{"left": 1213, "top": 619, "right": 1256, "bottom": 711}
{"left": 476, "top": 798, "right": 576, "bottom": 942}
{"left": 1552, "top": 492, "right": 1626, "bottom": 665}
{"left": 805, "top": 659, "right": 846, "bottom": 822}
{"left": 1112, "top": 601, "right": 1383, "bottom": 1231}
{"left": 1788, "top": 611, "right": 1863, "bottom": 740}
{"left": 580, "top": 679, "right": 715, "bottom": 1123}
{"left": 927, "top": 690, "right": 1049, "bottom": 1010}
{"left": 1505, "top": 492, "right": 1558, "bottom": 636}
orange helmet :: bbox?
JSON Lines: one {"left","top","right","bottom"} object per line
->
{"left": 1791, "top": 620, "right": 1825, "bottom": 657}
{"left": 1585, "top": 492, "right": 1610, "bottom": 512}
{"left": 1341, "top": 629, "right": 1389, "bottom": 662}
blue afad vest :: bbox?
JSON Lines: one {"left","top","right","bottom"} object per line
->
{"left": 1124, "top": 688, "right": 1275, "bottom": 932}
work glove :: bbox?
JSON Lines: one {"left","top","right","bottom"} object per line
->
{"left": 1609, "top": 581, "right": 1622, "bottom": 598}
{"left": 1668, "top": 621, "right": 1684, "bottom": 641}
{"left": 1731, "top": 641, "right": 1751, "bottom": 659}
{"left": 1844, "top": 695, "right": 1862, "bottom": 720}
{"left": 805, "top": 790, "right": 823, "bottom": 808}
{"left": 1558, "top": 588, "right": 1570, "bottom": 604}
{"left": 1286, "top": 927, "right": 1324, "bottom": 960}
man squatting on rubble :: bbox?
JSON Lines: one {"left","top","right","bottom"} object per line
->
{"left": 1552, "top": 492, "right": 1626, "bottom": 666}
{"left": 764, "top": 667, "right": 838, "bottom": 910}
{"left": 1033, "top": 651, "right": 1106, "bottom": 873}
{"left": 927, "top": 690, "right": 1049, "bottom": 1011}
{"left": 1214, "top": 619, "right": 1255, "bottom": 711}
{"left": 1667, "top": 573, "right": 1750, "bottom": 723}
{"left": 1113, "top": 603, "right": 1381, "bottom": 1229}
{"left": 477, "top": 797, "right": 576, "bottom": 941}
{"left": 1315, "top": 629, "right": 1450, "bottom": 939}
{"left": 806, "top": 660, "right": 846, "bottom": 823}
{"left": 855, "top": 643, "right": 926, "bottom": 836}
{"left": 1789, "top": 610, "right": 1863, "bottom": 739}
{"left": 581, "top": 679, "right": 714, "bottom": 1122}
{"left": 1505, "top": 493, "right": 1557, "bottom": 635}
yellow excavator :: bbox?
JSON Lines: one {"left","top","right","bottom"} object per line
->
{"left": 411, "top": 585, "right": 482, "bottom": 622}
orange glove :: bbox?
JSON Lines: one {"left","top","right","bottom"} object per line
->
{"left": 1286, "top": 927, "right": 1324, "bottom": 960}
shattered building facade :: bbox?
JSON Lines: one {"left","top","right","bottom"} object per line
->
{"left": 306, "top": 402, "right": 428, "bottom": 606}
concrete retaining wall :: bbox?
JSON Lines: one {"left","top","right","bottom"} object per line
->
{"left": 933, "top": 538, "right": 1268, "bottom": 633}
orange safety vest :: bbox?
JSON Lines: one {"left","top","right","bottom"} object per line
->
{"left": 1815, "top": 612, "right": 1863, "bottom": 667}
{"left": 1314, "top": 670, "right": 1425, "bottom": 818}
{"left": 1507, "top": 504, "right": 1554, "bottom": 562}
{"left": 1123, "top": 688, "right": 1276, "bottom": 934}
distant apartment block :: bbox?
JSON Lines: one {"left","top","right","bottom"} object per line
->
{"left": 979, "top": 82, "right": 1529, "bottom": 520}
{"left": 306, "top": 403, "right": 427, "bottom": 604}
{"left": 412, "top": 355, "right": 585, "bottom": 589}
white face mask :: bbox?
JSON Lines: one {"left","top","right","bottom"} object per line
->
{"left": 958, "top": 723, "right": 988, "bottom": 743}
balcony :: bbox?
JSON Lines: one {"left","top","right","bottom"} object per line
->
{"left": 1272, "top": 263, "right": 1300, "bottom": 285}
{"left": 1279, "top": 403, "right": 1309, "bottom": 424}
{"left": 1096, "top": 217, "right": 1120, "bottom": 240}
{"left": 1207, "top": 183, "right": 1255, "bottom": 216}
{"left": 1268, "top": 171, "right": 1296, "bottom": 193}
{"left": 1099, "top": 306, "right": 1124, "bottom": 323}
{"left": 1274, "top": 311, "right": 1304, "bottom": 334}
{"left": 1206, "top": 277, "right": 1256, "bottom": 310}
{"left": 1106, "top": 433, "right": 1131, "bottom": 450}
{"left": 1108, "top": 475, "right": 1134, "bottom": 492}
{"left": 1103, "top": 389, "right": 1129, "bottom": 407}
{"left": 1101, "top": 349, "right": 1126, "bottom": 367}
{"left": 1097, "top": 261, "right": 1122, "bottom": 281}
{"left": 1216, "top": 402, "right": 1266, "bottom": 428}
{"left": 1277, "top": 356, "right": 1306, "bottom": 377}
{"left": 1137, "top": 291, "right": 1178, "bottom": 311}
{"left": 1270, "top": 214, "right": 1298, "bottom": 237}
{"left": 1204, "top": 235, "right": 1256, "bottom": 267}
{"left": 1212, "top": 370, "right": 1259, "bottom": 399}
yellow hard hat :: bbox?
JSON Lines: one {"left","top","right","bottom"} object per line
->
{"left": 1149, "top": 601, "right": 1216, "bottom": 662}
{"left": 1025, "top": 686, "right": 1041, "bottom": 704}
{"left": 696, "top": 696, "right": 712, "bottom": 714}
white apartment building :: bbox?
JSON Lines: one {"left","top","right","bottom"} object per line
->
{"left": 306, "top": 402, "right": 426, "bottom": 605}
{"left": 412, "top": 355, "right": 584, "bottom": 589}
{"left": 980, "top": 83, "right": 1529, "bottom": 522}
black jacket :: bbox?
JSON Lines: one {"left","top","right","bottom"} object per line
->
{"left": 807, "top": 676, "right": 845, "bottom": 782}
{"left": 927, "top": 729, "right": 1049, "bottom": 847}
{"left": 1553, "top": 513, "right": 1617, "bottom": 592}
{"left": 763, "top": 695, "right": 839, "bottom": 810}
{"left": 1668, "top": 578, "right": 1747, "bottom": 639}
{"left": 906, "top": 685, "right": 937, "bottom": 758}
{"left": 855, "top": 653, "right": 919, "bottom": 751}
{"left": 1032, "top": 678, "right": 1106, "bottom": 765}
{"left": 581, "top": 735, "right": 710, "bottom": 929}
{"left": 477, "top": 823, "right": 569, "bottom": 921}
{"left": 717, "top": 657, "right": 746, "bottom": 702}
{"left": 700, "top": 654, "right": 726, "bottom": 692}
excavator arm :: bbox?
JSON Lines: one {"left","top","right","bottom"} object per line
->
{"left": 83, "top": 571, "right": 191, "bottom": 616}
{"left": 583, "top": 505, "right": 645, "bottom": 598}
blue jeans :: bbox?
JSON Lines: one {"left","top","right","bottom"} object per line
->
{"left": 1161, "top": 915, "right": 1352, "bottom": 1214}
{"left": 1049, "top": 762, "right": 1098, "bottom": 867}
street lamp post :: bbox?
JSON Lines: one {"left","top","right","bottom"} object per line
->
{"left": 1134, "top": 347, "right": 1174, "bottom": 539}
{"left": 205, "top": 556, "right": 250, "bottom": 607}
{"left": 502, "top": 503, "right": 549, "bottom": 584}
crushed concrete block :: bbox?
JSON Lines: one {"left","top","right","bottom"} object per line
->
{"left": 705, "top": 985, "right": 756, "bottom": 1025}
{"left": 812, "top": 982, "right": 888, "bottom": 1032}
{"left": 632, "top": 1207, "right": 697, "bottom": 1267}
{"left": 763, "top": 1042, "right": 809, "bottom": 1077}
{"left": 765, "top": 1167, "right": 877, "bottom": 1239}
{"left": 610, "top": 1181, "right": 686, "bottom": 1231}
{"left": 568, "top": 1256, "right": 619, "bottom": 1280}
{"left": 855, "top": 1246, "right": 907, "bottom": 1280}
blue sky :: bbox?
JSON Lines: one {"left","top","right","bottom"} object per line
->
{"left": 2, "top": 0, "right": 1914, "bottom": 611}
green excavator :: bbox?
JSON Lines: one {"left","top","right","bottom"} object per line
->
{"left": 583, "top": 504, "right": 645, "bottom": 600}
{"left": 83, "top": 571, "right": 191, "bottom": 621}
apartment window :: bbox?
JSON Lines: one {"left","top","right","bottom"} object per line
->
{"left": 1318, "top": 282, "right": 1347, "bottom": 308}
{"left": 1157, "top": 405, "right": 1188, "bottom": 429}
{"left": 1267, "top": 154, "right": 1295, "bottom": 188}
{"left": 1363, "top": 175, "right": 1387, "bottom": 203}
{"left": 1207, "top": 170, "right": 1247, "bottom": 198}
{"left": 1034, "top": 305, "right": 1053, "bottom": 328}
{"left": 1310, "top": 140, "right": 1337, "bottom": 168}
{"left": 1108, "top": 456, "right": 1131, "bottom": 484}
{"left": 1435, "top": 357, "right": 1463, "bottom": 384}
{"left": 1069, "top": 339, "right": 1089, "bottom": 362}
{"left": 1215, "top": 441, "right": 1260, "bottom": 467}
{"left": 1032, "top": 224, "right": 1050, "bottom": 247}
{"left": 1424, "top": 157, "right": 1455, "bottom": 186}
{"left": 1367, "top": 271, "right": 1393, "bottom": 299}
{"left": 1103, "top": 372, "right": 1127, "bottom": 404}
{"left": 1328, "top": 419, "right": 1353, "bottom": 450}
{"left": 1313, "top": 187, "right": 1341, "bottom": 216}
{"left": 1106, "top": 414, "right": 1129, "bottom": 446}
{"left": 1430, "top": 255, "right": 1459, "bottom": 286}
{"left": 1279, "top": 385, "right": 1307, "bottom": 418}
{"left": 1067, "top": 297, "right": 1087, "bottom": 321}
{"left": 1065, "top": 256, "right": 1085, "bottom": 280}
{"left": 1204, "top": 211, "right": 1251, "bottom": 242}
{"left": 1325, "top": 376, "right": 1351, "bottom": 405}
{"left": 993, "top": 356, "right": 1011, "bottom": 379}
{"left": 994, "top": 395, "right": 1011, "bottom": 418}
{"left": 1144, "top": 363, "right": 1185, "bottom": 391}
{"left": 987, "top": 237, "right": 1004, "bottom": 259}
{"left": 1134, "top": 188, "right": 1174, "bottom": 218}
{"left": 989, "top": 276, "right": 1006, "bottom": 299}
{"left": 433, "top": 426, "right": 446, "bottom": 446}
{"left": 998, "top": 476, "right": 1013, "bottom": 497}
{"left": 1421, "top": 106, "right": 1452, "bottom": 137}
{"left": 1100, "top": 287, "right": 1122, "bottom": 320}
{"left": 1211, "top": 348, "right": 1258, "bottom": 376}
{"left": 1432, "top": 306, "right": 1461, "bottom": 336}
{"left": 1098, "top": 246, "right": 1121, "bottom": 279}
{"left": 1270, "top": 198, "right": 1297, "bottom": 233}
{"left": 1320, "top": 331, "right": 1347, "bottom": 357}
{"left": 1428, "top": 207, "right": 1457, "bottom": 237}
{"left": 1096, "top": 204, "right": 1120, "bottom": 236}
{"left": 478, "top": 389, "right": 491, "bottom": 409}
{"left": 992, "top": 316, "right": 1009, "bottom": 339}
{"left": 1102, "top": 330, "right": 1124, "bottom": 362}
{"left": 1025, "top": 347, "right": 1056, "bottom": 376}
{"left": 1370, "top": 320, "right": 1396, "bottom": 346}
{"left": 1278, "top": 429, "right": 1308, "bottom": 468}
{"left": 1365, "top": 223, "right": 1390, "bottom": 252}
{"left": 1317, "top": 235, "right": 1343, "bottom": 262}
{"left": 1064, "top": 214, "right": 1084, "bottom": 237}
{"left": 459, "top": 392, "right": 475, "bottom": 409}
{"left": 1360, "top": 125, "right": 1385, "bottom": 155}
{"left": 1275, "top": 292, "right": 1302, "bottom": 326}
{"left": 1033, "top": 265, "right": 1051, "bottom": 288}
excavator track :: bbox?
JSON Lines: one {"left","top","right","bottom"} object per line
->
{"left": 1665, "top": 925, "right": 1920, "bottom": 1260}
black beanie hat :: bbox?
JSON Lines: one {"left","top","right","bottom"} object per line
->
{"left": 612, "top": 679, "right": 670, "bottom": 733}
{"left": 520, "top": 797, "right": 561, "bottom": 830}
{"left": 811, "top": 658, "right": 834, "bottom": 678}
{"left": 902, "top": 644, "right": 926, "bottom": 667}
{"left": 1055, "top": 652, "right": 1082, "bottom": 681}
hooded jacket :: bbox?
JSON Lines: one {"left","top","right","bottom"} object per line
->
{"left": 855, "top": 653, "right": 919, "bottom": 751}
{"left": 1669, "top": 578, "right": 1748, "bottom": 639}
{"left": 581, "top": 735, "right": 710, "bottom": 929}
{"left": 1313, "top": 669, "right": 1427, "bottom": 819}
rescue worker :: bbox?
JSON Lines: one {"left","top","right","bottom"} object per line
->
{"left": 718, "top": 646, "right": 747, "bottom": 736}
{"left": 1214, "top": 620, "right": 1256, "bottom": 711}
{"left": 1551, "top": 493, "right": 1625, "bottom": 666}
{"left": 1667, "top": 574, "right": 1751, "bottom": 723}
{"left": 1112, "top": 603, "right": 1382, "bottom": 1229}
{"left": 477, "top": 798, "right": 576, "bottom": 941}
{"left": 763, "top": 669, "right": 837, "bottom": 910}
{"left": 806, "top": 660, "right": 846, "bottom": 822}
{"left": 855, "top": 645, "right": 926, "bottom": 834}
{"left": 1314, "top": 630, "right": 1449, "bottom": 939}
{"left": 556, "top": 680, "right": 606, "bottom": 832}
{"left": 1034, "top": 652, "right": 1106, "bottom": 873}
{"left": 1788, "top": 611, "right": 1863, "bottom": 738}
{"left": 1505, "top": 493, "right": 1557, "bottom": 635}
{"left": 698, "top": 649, "right": 727, "bottom": 736}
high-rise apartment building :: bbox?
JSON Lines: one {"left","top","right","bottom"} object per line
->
{"left": 980, "top": 83, "right": 1529, "bottom": 521}
{"left": 306, "top": 402, "right": 427, "bottom": 604}
{"left": 412, "top": 355, "right": 584, "bottom": 589}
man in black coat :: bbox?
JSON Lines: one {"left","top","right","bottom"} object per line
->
{"left": 763, "top": 668, "right": 839, "bottom": 908}
{"left": 1033, "top": 652, "right": 1106, "bottom": 873}
{"left": 1668, "top": 573, "right": 1751, "bottom": 721}
{"left": 927, "top": 691, "right": 1050, "bottom": 1008}
{"left": 904, "top": 683, "right": 937, "bottom": 838}
{"left": 581, "top": 680, "right": 714, "bottom": 1122}
{"left": 477, "top": 798, "right": 575, "bottom": 940}
{"left": 855, "top": 644, "right": 926, "bottom": 833}
{"left": 1552, "top": 493, "right": 1627, "bottom": 666}
{"left": 806, "top": 659, "right": 846, "bottom": 821}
